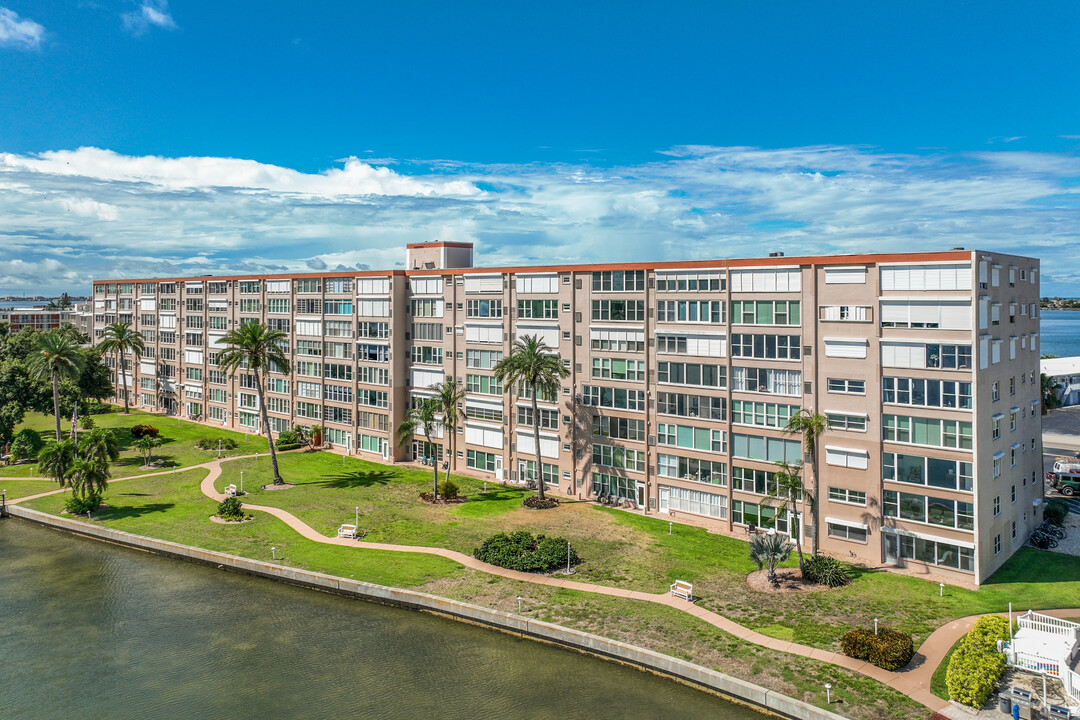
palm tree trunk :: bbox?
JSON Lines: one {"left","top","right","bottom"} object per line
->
{"left": 531, "top": 391, "right": 545, "bottom": 501}
{"left": 51, "top": 371, "right": 62, "bottom": 442}
{"left": 791, "top": 490, "right": 805, "bottom": 571}
{"left": 253, "top": 368, "right": 283, "bottom": 484}
{"left": 811, "top": 453, "right": 820, "bottom": 555}
{"left": 426, "top": 430, "right": 438, "bottom": 498}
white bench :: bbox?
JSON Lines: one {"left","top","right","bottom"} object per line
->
{"left": 337, "top": 523, "right": 359, "bottom": 539}
{"left": 670, "top": 580, "right": 694, "bottom": 601}
{"left": 224, "top": 484, "right": 237, "bottom": 497}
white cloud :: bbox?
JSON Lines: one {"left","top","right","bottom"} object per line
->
{"left": 1, "top": 144, "right": 1079, "bottom": 296}
{"left": 0, "top": 7, "right": 44, "bottom": 49}
{"left": 122, "top": 0, "right": 176, "bottom": 35}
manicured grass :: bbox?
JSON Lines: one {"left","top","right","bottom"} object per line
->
{"left": 20, "top": 467, "right": 466, "bottom": 589}
{"left": 0, "top": 479, "right": 63, "bottom": 500}
{"left": 2, "top": 409, "right": 269, "bottom": 479}
{"left": 214, "top": 451, "right": 1080, "bottom": 652}
{"left": 18, "top": 465, "right": 925, "bottom": 720}
{"left": 931, "top": 636, "right": 963, "bottom": 700}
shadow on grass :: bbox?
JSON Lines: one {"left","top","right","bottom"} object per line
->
{"left": 983, "top": 547, "right": 1080, "bottom": 585}
{"left": 311, "top": 470, "right": 398, "bottom": 489}
{"left": 96, "top": 502, "right": 175, "bottom": 520}
{"left": 463, "top": 486, "right": 526, "bottom": 504}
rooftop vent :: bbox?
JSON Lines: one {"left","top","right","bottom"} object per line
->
{"left": 768, "top": 251, "right": 784, "bottom": 258}
{"left": 951, "top": 247, "right": 965, "bottom": 250}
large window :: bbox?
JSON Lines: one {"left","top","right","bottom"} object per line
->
{"left": 582, "top": 385, "right": 645, "bottom": 411}
{"left": 593, "top": 473, "right": 638, "bottom": 501}
{"left": 466, "top": 299, "right": 503, "bottom": 318}
{"left": 359, "top": 321, "right": 389, "bottom": 339}
{"left": 730, "top": 334, "right": 801, "bottom": 360}
{"left": 591, "top": 358, "right": 645, "bottom": 381}
{"left": 657, "top": 300, "right": 725, "bottom": 324}
{"left": 592, "top": 416, "right": 646, "bottom": 441}
{"left": 592, "top": 444, "right": 646, "bottom": 472}
{"left": 883, "top": 415, "right": 973, "bottom": 449}
{"left": 657, "top": 424, "right": 726, "bottom": 453}
{"left": 732, "top": 367, "right": 801, "bottom": 395}
{"left": 882, "top": 452, "right": 973, "bottom": 491}
{"left": 732, "top": 433, "right": 802, "bottom": 464}
{"left": 323, "top": 300, "right": 352, "bottom": 315}
{"left": 657, "top": 362, "right": 726, "bottom": 388}
{"left": 466, "top": 374, "right": 503, "bottom": 395}
{"left": 590, "top": 329, "right": 645, "bottom": 352}
{"left": 656, "top": 392, "right": 726, "bottom": 421}
{"left": 466, "top": 349, "right": 503, "bottom": 369}
{"left": 658, "top": 455, "right": 728, "bottom": 485}
{"left": 517, "top": 406, "right": 559, "bottom": 430}
{"left": 889, "top": 533, "right": 974, "bottom": 572}
{"left": 411, "top": 346, "right": 443, "bottom": 365}
{"left": 517, "top": 299, "right": 558, "bottom": 319}
{"left": 883, "top": 490, "right": 974, "bottom": 530}
{"left": 592, "top": 299, "right": 645, "bottom": 321}
{"left": 731, "top": 400, "right": 798, "bottom": 428}
{"left": 883, "top": 377, "right": 972, "bottom": 409}
{"left": 663, "top": 485, "right": 728, "bottom": 519}
{"left": 467, "top": 450, "right": 497, "bottom": 471}
{"left": 357, "top": 344, "right": 390, "bottom": 362}
{"left": 592, "top": 270, "right": 645, "bottom": 292}
{"left": 730, "top": 300, "right": 800, "bottom": 325}
{"left": 655, "top": 271, "right": 724, "bottom": 292}
{"left": 731, "top": 466, "right": 780, "bottom": 495}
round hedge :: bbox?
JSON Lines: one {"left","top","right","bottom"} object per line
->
{"left": 840, "top": 626, "right": 914, "bottom": 670}
{"left": 473, "top": 531, "right": 580, "bottom": 572}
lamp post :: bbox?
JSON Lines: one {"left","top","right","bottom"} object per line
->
{"left": 939, "top": 582, "right": 945, "bottom": 597}
{"left": 355, "top": 505, "right": 359, "bottom": 528}
{"left": 517, "top": 596, "right": 522, "bottom": 613}
{"left": 271, "top": 547, "right": 276, "bottom": 560}
{"left": 240, "top": 471, "right": 244, "bottom": 495}
{"left": 669, "top": 521, "right": 673, "bottom": 535}
{"left": 874, "top": 618, "right": 878, "bottom": 636}
{"left": 824, "top": 684, "right": 832, "bottom": 704}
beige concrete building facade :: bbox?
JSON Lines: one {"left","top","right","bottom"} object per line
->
{"left": 92, "top": 243, "right": 1042, "bottom": 586}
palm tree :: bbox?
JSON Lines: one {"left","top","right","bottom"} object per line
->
{"left": 750, "top": 532, "right": 794, "bottom": 587}
{"left": 79, "top": 428, "right": 120, "bottom": 469}
{"left": 1042, "top": 373, "right": 1064, "bottom": 415}
{"left": 431, "top": 377, "right": 466, "bottom": 473}
{"left": 99, "top": 322, "right": 145, "bottom": 414}
{"left": 133, "top": 435, "right": 163, "bottom": 466}
{"left": 493, "top": 335, "right": 569, "bottom": 502}
{"left": 39, "top": 438, "right": 78, "bottom": 489}
{"left": 396, "top": 397, "right": 441, "bottom": 498}
{"left": 767, "top": 461, "right": 811, "bottom": 572}
{"left": 68, "top": 456, "right": 110, "bottom": 506}
{"left": 784, "top": 410, "right": 827, "bottom": 556}
{"left": 216, "top": 322, "right": 292, "bottom": 485}
{"left": 27, "top": 331, "right": 86, "bottom": 442}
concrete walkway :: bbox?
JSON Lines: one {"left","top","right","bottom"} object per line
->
{"left": 14, "top": 454, "right": 1080, "bottom": 715}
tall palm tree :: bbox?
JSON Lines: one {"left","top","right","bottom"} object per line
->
{"left": 396, "top": 397, "right": 441, "bottom": 498}
{"left": 784, "top": 410, "right": 827, "bottom": 556}
{"left": 216, "top": 322, "right": 292, "bottom": 485}
{"left": 27, "top": 331, "right": 86, "bottom": 442}
{"left": 767, "top": 460, "right": 811, "bottom": 572}
{"left": 99, "top": 322, "right": 145, "bottom": 414}
{"left": 493, "top": 335, "right": 569, "bottom": 502}
{"left": 39, "top": 438, "right": 78, "bottom": 489}
{"left": 431, "top": 377, "right": 466, "bottom": 473}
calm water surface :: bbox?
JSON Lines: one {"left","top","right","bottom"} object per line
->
{"left": 0, "top": 520, "right": 760, "bottom": 720}
{"left": 1040, "top": 310, "right": 1080, "bottom": 358}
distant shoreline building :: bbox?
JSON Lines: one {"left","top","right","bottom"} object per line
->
{"left": 93, "top": 243, "right": 1042, "bottom": 586}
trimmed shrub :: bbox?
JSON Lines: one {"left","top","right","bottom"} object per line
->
{"left": 473, "top": 531, "right": 580, "bottom": 572}
{"left": 522, "top": 495, "right": 559, "bottom": 509}
{"left": 1045, "top": 498, "right": 1069, "bottom": 527}
{"left": 438, "top": 480, "right": 459, "bottom": 500}
{"left": 79, "top": 415, "right": 95, "bottom": 430}
{"left": 840, "top": 626, "right": 915, "bottom": 670}
{"left": 274, "top": 442, "right": 304, "bottom": 451}
{"left": 86, "top": 402, "right": 114, "bottom": 415}
{"left": 130, "top": 425, "right": 160, "bottom": 439}
{"left": 65, "top": 493, "right": 103, "bottom": 514}
{"left": 10, "top": 428, "right": 44, "bottom": 461}
{"left": 945, "top": 615, "right": 1011, "bottom": 707}
{"left": 802, "top": 553, "right": 852, "bottom": 587}
{"left": 217, "top": 496, "right": 246, "bottom": 521}
{"left": 195, "top": 437, "right": 238, "bottom": 450}
{"left": 276, "top": 430, "right": 300, "bottom": 446}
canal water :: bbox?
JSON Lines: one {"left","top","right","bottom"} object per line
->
{"left": 0, "top": 520, "right": 763, "bottom": 720}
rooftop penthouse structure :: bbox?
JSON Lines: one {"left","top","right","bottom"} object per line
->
{"left": 93, "top": 242, "right": 1042, "bottom": 586}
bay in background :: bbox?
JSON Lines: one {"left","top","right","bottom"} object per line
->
{"left": 1040, "top": 310, "right": 1080, "bottom": 358}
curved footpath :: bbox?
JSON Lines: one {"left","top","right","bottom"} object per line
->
{"left": 12, "top": 454, "right": 1080, "bottom": 718}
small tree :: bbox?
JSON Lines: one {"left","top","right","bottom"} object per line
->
{"left": 39, "top": 438, "right": 78, "bottom": 489}
{"left": 396, "top": 398, "right": 441, "bottom": 498}
{"left": 133, "top": 435, "right": 163, "bottom": 466}
{"left": 750, "top": 532, "right": 793, "bottom": 587}
{"left": 784, "top": 410, "right": 827, "bottom": 555}
{"left": 766, "top": 460, "right": 810, "bottom": 572}
{"left": 10, "top": 428, "right": 44, "bottom": 461}
{"left": 431, "top": 377, "right": 466, "bottom": 472}
{"left": 1042, "top": 373, "right": 1064, "bottom": 415}
{"left": 68, "top": 456, "right": 110, "bottom": 509}
{"left": 79, "top": 428, "right": 120, "bottom": 469}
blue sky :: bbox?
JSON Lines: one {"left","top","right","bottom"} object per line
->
{"left": 1, "top": 1, "right": 1080, "bottom": 295}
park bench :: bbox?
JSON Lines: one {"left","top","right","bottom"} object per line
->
{"left": 337, "top": 523, "right": 359, "bottom": 539}
{"left": 224, "top": 484, "right": 237, "bottom": 497}
{"left": 670, "top": 580, "right": 694, "bottom": 601}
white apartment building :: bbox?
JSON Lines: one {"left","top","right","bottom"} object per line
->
{"left": 92, "top": 243, "right": 1042, "bottom": 586}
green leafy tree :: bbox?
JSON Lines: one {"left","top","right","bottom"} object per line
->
{"left": 133, "top": 435, "right": 163, "bottom": 466}
{"left": 67, "top": 456, "right": 110, "bottom": 507}
{"left": 79, "top": 427, "right": 120, "bottom": 468}
{"left": 216, "top": 322, "right": 291, "bottom": 484}
{"left": 98, "top": 322, "right": 145, "bottom": 414}
{"left": 26, "top": 331, "right": 86, "bottom": 442}
{"left": 750, "top": 532, "right": 793, "bottom": 587}
{"left": 493, "top": 335, "right": 569, "bottom": 502}
{"left": 39, "top": 438, "right": 78, "bottom": 489}
{"left": 396, "top": 397, "right": 441, "bottom": 498}
{"left": 766, "top": 460, "right": 811, "bottom": 572}
{"left": 1042, "top": 373, "right": 1064, "bottom": 415}
{"left": 431, "top": 377, "right": 466, "bottom": 472}
{"left": 784, "top": 410, "right": 827, "bottom": 556}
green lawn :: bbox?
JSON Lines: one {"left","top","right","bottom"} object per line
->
{"left": 2, "top": 408, "right": 270, "bottom": 479}
{"left": 1, "top": 479, "right": 64, "bottom": 500}
{"left": 931, "top": 636, "right": 963, "bottom": 700}
{"left": 16, "top": 463, "right": 925, "bottom": 720}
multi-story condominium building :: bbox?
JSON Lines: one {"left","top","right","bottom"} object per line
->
{"left": 92, "top": 243, "right": 1042, "bottom": 586}
{"left": 0, "top": 306, "right": 75, "bottom": 332}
